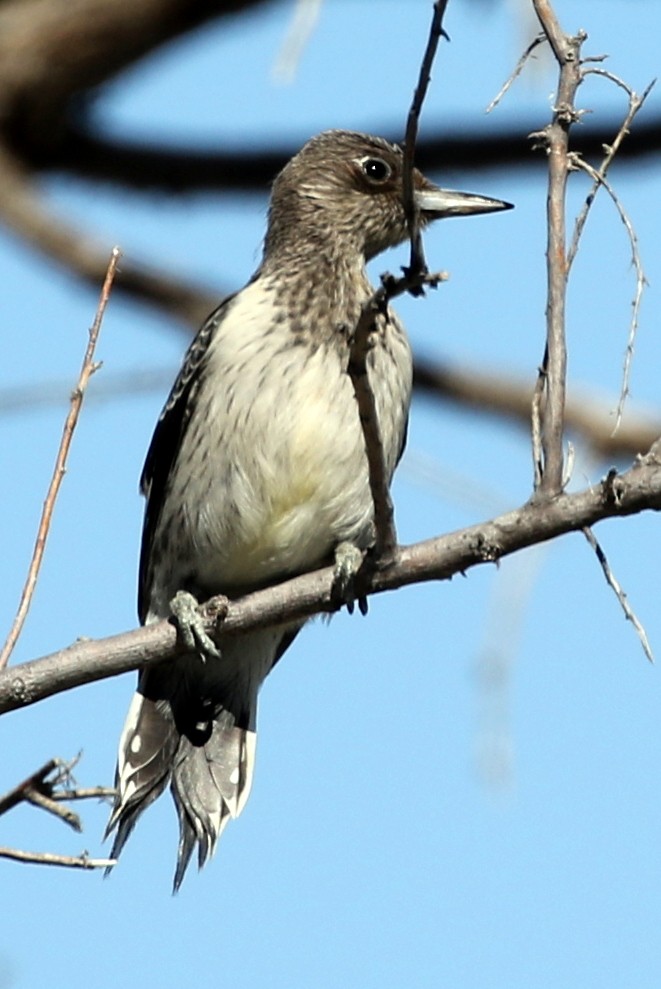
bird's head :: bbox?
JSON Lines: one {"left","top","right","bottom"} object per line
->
{"left": 265, "top": 130, "right": 512, "bottom": 262}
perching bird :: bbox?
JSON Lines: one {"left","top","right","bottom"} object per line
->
{"left": 106, "top": 129, "right": 512, "bottom": 889}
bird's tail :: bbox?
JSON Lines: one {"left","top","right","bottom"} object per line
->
{"left": 105, "top": 672, "right": 257, "bottom": 891}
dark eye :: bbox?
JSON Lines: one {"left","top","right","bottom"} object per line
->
{"left": 360, "top": 157, "right": 392, "bottom": 183}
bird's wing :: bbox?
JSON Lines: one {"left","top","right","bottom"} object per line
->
{"left": 137, "top": 295, "right": 236, "bottom": 623}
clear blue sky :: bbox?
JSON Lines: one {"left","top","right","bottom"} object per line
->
{"left": 2, "top": 1, "right": 661, "bottom": 986}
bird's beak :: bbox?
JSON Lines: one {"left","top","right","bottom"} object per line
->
{"left": 414, "top": 187, "right": 513, "bottom": 219}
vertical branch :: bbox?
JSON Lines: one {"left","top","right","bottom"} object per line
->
{"left": 0, "top": 248, "right": 121, "bottom": 670}
{"left": 531, "top": 1, "right": 584, "bottom": 497}
{"left": 402, "top": 0, "right": 449, "bottom": 282}
{"left": 348, "top": 0, "right": 449, "bottom": 565}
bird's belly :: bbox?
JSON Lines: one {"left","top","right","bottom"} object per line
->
{"left": 191, "top": 365, "right": 373, "bottom": 592}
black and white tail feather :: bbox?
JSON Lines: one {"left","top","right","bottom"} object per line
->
{"left": 105, "top": 635, "right": 268, "bottom": 891}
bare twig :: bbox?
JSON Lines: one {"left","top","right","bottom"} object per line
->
{"left": 2, "top": 443, "right": 661, "bottom": 716}
{"left": 565, "top": 74, "right": 654, "bottom": 433}
{"left": 402, "top": 0, "right": 449, "bottom": 282}
{"left": 0, "top": 756, "right": 116, "bottom": 868}
{"left": 582, "top": 526, "right": 653, "bottom": 663}
{"left": 0, "top": 758, "right": 60, "bottom": 816}
{"left": 0, "top": 847, "right": 116, "bottom": 870}
{"left": 51, "top": 786, "right": 116, "bottom": 802}
{"left": 530, "top": 3, "right": 585, "bottom": 496}
{"left": 486, "top": 32, "right": 546, "bottom": 113}
{"left": 571, "top": 156, "right": 648, "bottom": 434}
{"left": 347, "top": 0, "right": 449, "bottom": 564}
{"left": 24, "top": 787, "right": 82, "bottom": 832}
{"left": 567, "top": 75, "right": 654, "bottom": 273}
{"left": 567, "top": 75, "right": 653, "bottom": 271}
{"left": 348, "top": 277, "right": 447, "bottom": 563}
{"left": 0, "top": 754, "right": 110, "bottom": 820}
{"left": 0, "top": 249, "right": 120, "bottom": 671}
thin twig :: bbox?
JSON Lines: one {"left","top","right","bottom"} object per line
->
{"left": 348, "top": 0, "right": 449, "bottom": 564}
{"left": 582, "top": 526, "right": 653, "bottom": 663}
{"left": 530, "top": 2, "right": 585, "bottom": 496}
{"left": 571, "top": 156, "right": 648, "bottom": 434}
{"left": 0, "top": 247, "right": 120, "bottom": 670}
{"left": 486, "top": 33, "right": 546, "bottom": 113}
{"left": 0, "top": 847, "right": 116, "bottom": 870}
{"left": 567, "top": 76, "right": 654, "bottom": 272}
{"left": 51, "top": 786, "right": 116, "bottom": 802}
{"left": 402, "top": 0, "right": 449, "bottom": 282}
{"left": 564, "top": 73, "right": 654, "bottom": 434}
{"left": 0, "top": 758, "right": 59, "bottom": 816}
{"left": 348, "top": 273, "right": 448, "bottom": 563}
{"left": 24, "top": 788, "right": 82, "bottom": 832}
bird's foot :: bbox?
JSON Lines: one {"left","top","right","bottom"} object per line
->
{"left": 332, "top": 542, "right": 369, "bottom": 616}
{"left": 169, "top": 590, "right": 221, "bottom": 661}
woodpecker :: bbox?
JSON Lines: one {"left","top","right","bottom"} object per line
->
{"left": 106, "top": 129, "right": 512, "bottom": 889}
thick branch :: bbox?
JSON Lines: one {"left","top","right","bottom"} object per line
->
{"left": 2, "top": 445, "right": 661, "bottom": 716}
{"left": 0, "top": 145, "right": 218, "bottom": 326}
{"left": 34, "top": 118, "right": 661, "bottom": 196}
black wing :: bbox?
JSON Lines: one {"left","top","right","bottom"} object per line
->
{"left": 137, "top": 295, "right": 236, "bottom": 623}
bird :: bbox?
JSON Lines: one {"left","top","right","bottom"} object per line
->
{"left": 105, "top": 129, "right": 512, "bottom": 889}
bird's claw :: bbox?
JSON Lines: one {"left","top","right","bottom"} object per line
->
{"left": 332, "top": 542, "right": 368, "bottom": 616}
{"left": 169, "top": 590, "right": 221, "bottom": 661}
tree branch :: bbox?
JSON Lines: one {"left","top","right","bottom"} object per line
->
{"left": 2, "top": 443, "right": 661, "bottom": 716}
{"left": 0, "top": 249, "right": 119, "bottom": 670}
{"left": 531, "top": 3, "right": 585, "bottom": 496}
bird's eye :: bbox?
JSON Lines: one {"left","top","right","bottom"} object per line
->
{"left": 359, "top": 157, "right": 392, "bottom": 183}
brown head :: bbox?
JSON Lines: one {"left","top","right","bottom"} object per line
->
{"left": 263, "top": 129, "right": 512, "bottom": 264}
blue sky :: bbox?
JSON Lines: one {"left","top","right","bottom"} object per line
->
{"left": 2, "top": 1, "right": 661, "bottom": 987}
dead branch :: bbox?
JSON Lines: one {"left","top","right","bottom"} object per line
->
{"left": 44, "top": 116, "right": 661, "bottom": 196}
{"left": 0, "top": 249, "right": 119, "bottom": 670}
{"left": 2, "top": 441, "right": 661, "bottom": 717}
{"left": 582, "top": 526, "right": 653, "bottom": 663}
{"left": 0, "top": 847, "right": 116, "bottom": 870}
{"left": 486, "top": 32, "right": 546, "bottom": 114}
{"left": 346, "top": 0, "right": 449, "bottom": 566}
{"left": 0, "top": 252, "right": 119, "bottom": 667}
{"left": 531, "top": 3, "right": 585, "bottom": 495}
{"left": 0, "top": 755, "right": 115, "bottom": 865}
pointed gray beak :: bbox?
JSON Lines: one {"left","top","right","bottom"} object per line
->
{"left": 414, "top": 188, "right": 513, "bottom": 219}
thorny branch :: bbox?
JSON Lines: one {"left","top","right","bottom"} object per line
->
{"left": 0, "top": 249, "right": 120, "bottom": 672}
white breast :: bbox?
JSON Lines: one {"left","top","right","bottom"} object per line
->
{"left": 155, "top": 278, "right": 412, "bottom": 600}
